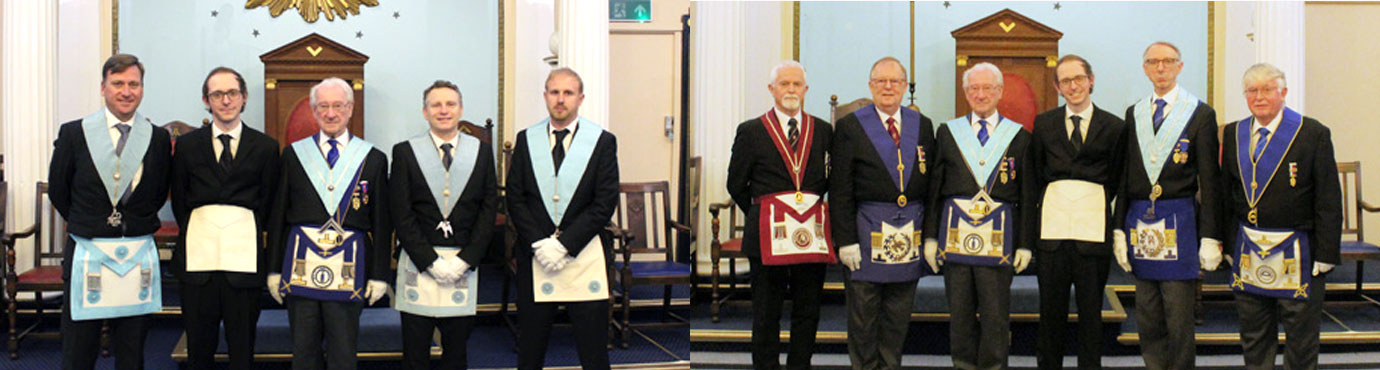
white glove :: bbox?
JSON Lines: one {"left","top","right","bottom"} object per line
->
{"left": 366, "top": 279, "right": 389, "bottom": 305}
{"left": 428, "top": 257, "right": 460, "bottom": 284}
{"left": 1199, "top": 238, "right": 1223, "bottom": 271}
{"left": 839, "top": 244, "right": 862, "bottom": 271}
{"left": 551, "top": 256, "right": 573, "bottom": 272}
{"left": 267, "top": 273, "right": 284, "bottom": 304}
{"left": 536, "top": 240, "right": 569, "bottom": 272}
{"left": 924, "top": 238, "right": 941, "bottom": 272}
{"left": 1113, "top": 230, "right": 1132, "bottom": 273}
{"left": 450, "top": 256, "right": 472, "bottom": 279}
{"left": 1313, "top": 261, "right": 1334, "bottom": 276}
{"left": 1013, "top": 249, "right": 1032, "bottom": 273}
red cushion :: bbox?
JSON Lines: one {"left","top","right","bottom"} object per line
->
{"left": 17, "top": 266, "right": 64, "bottom": 285}
{"left": 720, "top": 238, "right": 742, "bottom": 252}
{"left": 156, "top": 221, "right": 180, "bottom": 238}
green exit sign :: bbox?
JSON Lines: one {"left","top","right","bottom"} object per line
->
{"left": 610, "top": 0, "right": 651, "bottom": 22}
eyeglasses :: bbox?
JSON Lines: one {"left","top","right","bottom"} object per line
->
{"left": 1057, "top": 75, "right": 1088, "bottom": 87}
{"left": 964, "top": 84, "right": 1000, "bottom": 95}
{"left": 1144, "top": 58, "right": 1180, "bottom": 67}
{"left": 207, "top": 89, "right": 242, "bottom": 101}
{"left": 1243, "top": 87, "right": 1280, "bottom": 98}
{"left": 315, "top": 102, "right": 351, "bottom": 112}
{"left": 870, "top": 78, "right": 907, "bottom": 87}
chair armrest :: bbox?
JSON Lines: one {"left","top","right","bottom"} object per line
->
{"left": 1, "top": 224, "right": 36, "bottom": 247}
{"left": 1362, "top": 200, "right": 1380, "bottom": 213}
{"left": 708, "top": 200, "right": 735, "bottom": 215}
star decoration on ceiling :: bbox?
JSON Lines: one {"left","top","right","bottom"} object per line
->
{"left": 943, "top": 1, "right": 951, "bottom": 9}
{"left": 393, "top": 11, "right": 400, "bottom": 19}
{"left": 356, "top": 31, "right": 364, "bottom": 38}
{"left": 252, "top": 29, "right": 260, "bottom": 37}
{"left": 1054, "top": 2, "right": 1062, "bottom": 10}
{"left": 211, "top": 10, "right": 219, "bottom": 17}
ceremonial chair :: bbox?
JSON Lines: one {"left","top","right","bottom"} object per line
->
{"left": 707, "top": 198, "right": 746, "bottom": 323}
{"left": 610, "top": 181, "right": 691, "bottom": 347}
{"left": 682, "top": 157, "right": 702, "bottom": 284}
{"left": 3, "top": 182, "right": 66, "bottom": 359}
{"left": 830, "top": 95, "right": 873, "bottom": 124}
{"left": 1338, "top": 161, "right": 1380, "bottom": 298}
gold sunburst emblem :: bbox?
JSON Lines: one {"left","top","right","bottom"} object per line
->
{"left": 246, "top": 0, "right": 380, "bottom": 23}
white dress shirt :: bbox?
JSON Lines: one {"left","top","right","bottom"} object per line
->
{"left": 773, "top": 108, "right": 804, "bottom": 139}
{"left": 1249, "top": 110, "right": 1284, "bottom": 157}
{"left": 211, "top": 121, "right": 244, "bottom": 160}
{"left": 1065, "top": 104, "right": 1094, "bottom": 141}
{"left": 430, "top": 130, "right": 460, "bottom": 163}
{"left": 969, "top": 109, "right": 1001, "bottom": 139}
{"left": 1150, "top": 84, "right": 1180, "bottom": 118}
{"left": 317, "top": 131, "right": 351, "bottom": 158}
{"left": 548, "top": 121, "right": 577, "bottom": 152}
{"left": 876, "top": 106, "right": 902, "bottom": 137}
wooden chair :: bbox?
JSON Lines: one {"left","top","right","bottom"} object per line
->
{"left": 829, "top": 95, "right": 874, "bottom": 124}
{"left": 1338, "top": 161, "right": 1380, "bottom": 296}
{"left": 610, "top": 181, "right": 691, "bottom": 347}
{"left": 682, "top": 157, "right": 702, "bottom": 283}
{"left": 3, "top": 182, "right": 65, "bottom": 359}
{"left": 707, "top": 199, "right": 746, "bottom": 323}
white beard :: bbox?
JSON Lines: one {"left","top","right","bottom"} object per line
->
{"left": 781, "top": 96, "right": 801, "bottom": 111}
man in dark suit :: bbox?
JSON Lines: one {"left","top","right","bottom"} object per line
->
{"left": 923, "top": 62, "right": 1036, "bottom": 370}
{"left": 1221, "top": 63, "right": 1340, "bottom": 370}
{"left": 265, "top": 77, "right": 391, "bottom": 370}
{"left": 726, "top": 60, "right": 833, "bottom": 370}
{"left": 1113, "top": 41, "right": 1224, "bottom": 370}
{"left": 48, "top": 53, "right": 172, "bottom": 370}
{"left": 506, "top": 68, "right": 619, "bottom": 370}
{"left": 830, "top": 56, "right": 933, "bottom": 370}
{"left": 390, "top": 80, "right": 498, "bottom": 370}
{"left": 1031, "top": 55, "right": 1127, "bottom": 370}
{"left": 170, "top": 67, "right": 280, "bottom": 370}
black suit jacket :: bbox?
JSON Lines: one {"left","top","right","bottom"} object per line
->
{"left": 49, "top": 117, "right": 172, "bottom": 276}
{"left": 1115, "top": 102, "right": 1224, "bottom": 241}
{"left": 266, "top": 139, "right": 392, "bottom": 282}
{"left": 1031, "top": 105, "right": 1128, "bottom": 255}
{"left": 169, "top": 124, "right": 280, "bottom": 288}
{"left": 829, "top": 108, "right": 934, "bottom": 248}
{"left": 921, "top": 119, "right": 1037, "bottom": 252}
{"left": 390, "top": 138, "right": 498, "bottom": 270}
{"left": 1220, "top": 115, "right": 1342, "bottom": 265}
{"left": 725, "top": 113, "right": 832, "bottom": 259}
{"left": 505, "top": 127, "right": 619, "bottom": 260}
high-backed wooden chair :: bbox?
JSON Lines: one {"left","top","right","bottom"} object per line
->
{"left": 830, "top": 95, "right": 874, "bottom": 124}
{"left": 3, "top": 182, "right": 65, "bottom": 359}
{"left": 610, "top": 181, "right": 691, "bottom": 346}
{"left": 707, "top": 199, "right": 746, "bottom": 323}
{"left": 1338, "top": 161, "right": 1380, "bottom": 294}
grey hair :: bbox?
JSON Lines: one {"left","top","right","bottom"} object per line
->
{"left": 869, "top": 56, "right": 907, "bottom": 81}
{"left": 1242, "top": 63, "right": 1287, "bottom": 90}
{"left": 769, "top": 60, "right": 807, "bottom": 84}
{"left": 1143, "top": 41, "right": 1182, "bottom": 60}
{"left": 962, "top": 62, "right": 1003, "bottom": 88}
{"left": 310, "top": 77, "right": 354, "bottom": 107}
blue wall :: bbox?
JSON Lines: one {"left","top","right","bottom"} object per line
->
{"left": 800, "top": 1, "right": 1208, "bottom": 120}
{"left": 117, "top": 0, "right": 499, "bottom": 150}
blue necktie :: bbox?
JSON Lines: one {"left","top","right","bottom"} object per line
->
{"left": 1252, "top": 127, "right": 1270, "bottom": 162}
{"left": 977, "top": 119, "right": 990, "bottom": 145}
{"left": 326, "top": 138, "right": 340, "bottom": 168}
{"left": 1151, "top": 99, "right": 1168, "bottom": 133}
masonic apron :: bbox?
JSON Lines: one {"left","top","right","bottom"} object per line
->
{"left": 851, "top": 106, "right": 926, "bottom": 282}
{"left": 69, "top": 110, "right": 161, "bottom": 321}
{"left": 755, "top": 110, "right": 836, "bottom": 265}
{"left": 938, "top": 115, "right": 1020, "bottom": 267}
{"left": 1124, "top": 87, "right": 1202, "bottom": 281}
{"left": 527, "top": 118, "right": 610, "bottom": 303}
{"left": 278, "top": 136, "right": 372, "bottom": 302}
{"left": 395, "top": 133, "right": 482, "bottom": 317}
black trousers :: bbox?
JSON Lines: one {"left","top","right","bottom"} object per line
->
{"left": 944, "top": 263, "right": 1013, "bottom": 370}
{"left": 747, "top": 257, "right": 827, "bottom": 370}
{"left": 182, "top": 274, "right": 262, "bottom": 370}
{"left": 1036, "top": 243, "right": 1110, "bottom": 370}
{"left": 286, "top": 297, "right": 364, "bottom": 370}
{"left": 1134, "top": 278, "right": 1197, "bottom": 370}
{"left": 515, "top": 258, "right": 611, "bottom": 370}
{"left": 61, "top": 275, "right": 150, "bottom": 370}
{"left": 400, "top": 312, "right": 476, "bottom": 370}
{"left": 845, "top": 274, "right": 916, "bottom": 370}
{"left": 1235, "top": 272, "right": 1326, "bottom": 370}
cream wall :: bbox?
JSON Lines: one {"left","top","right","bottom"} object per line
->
{"left": 1306, "top": 2, "right": 1380, "bottom": 241}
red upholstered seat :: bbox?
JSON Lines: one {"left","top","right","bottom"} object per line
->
{"left": 155, "top": 221, "right": 179, "bottom": 238}
{"left": 720, "top": 238, "right": 742, "bottom": 252}
{"left": 16, "top": 266, "right": 63, "bottom": 285}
